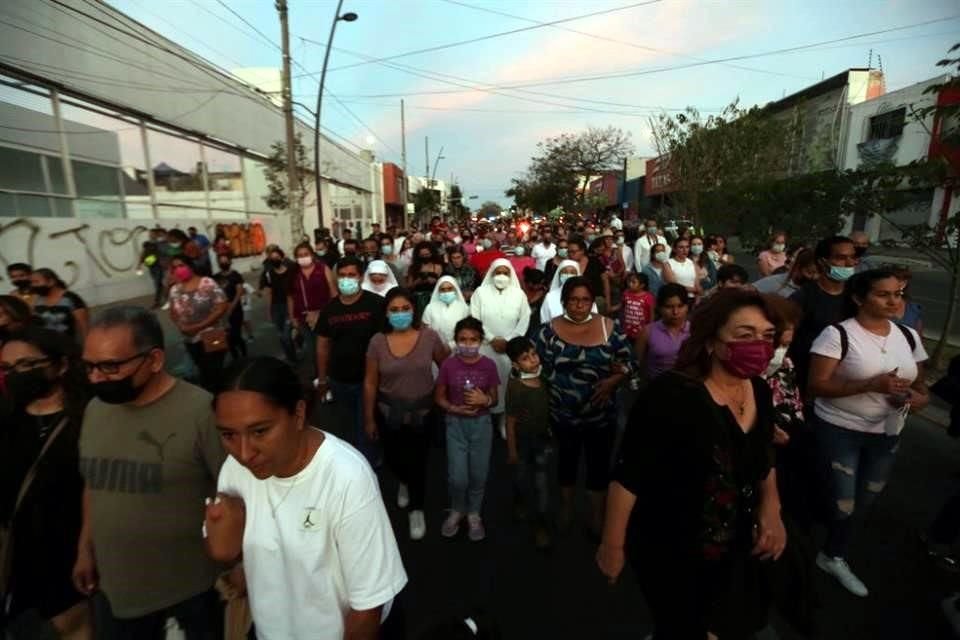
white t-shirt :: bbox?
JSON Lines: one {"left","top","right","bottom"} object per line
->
{"left": 811, "top": 319, "right": 927, "bottom": 433}
{"left": 531, "top": 242, "right": 557, "bottom": 271}
{"left": 667, "top": 257, "right": 697, "bottom": 290}
{"left": 217, "top": 432, "right": 407, "bottom": 640}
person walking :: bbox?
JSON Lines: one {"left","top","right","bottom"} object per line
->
{"left": 75, "top": 306, "right": 225, "bottom": 638}
{"left": 598, "top": 289, "right": 786, "bottom": 639}
{"left": 168, "top": 256, "right": 229, "bottom": 391}
{"left": 364, "top": 288, "right": 449, "bottom": 540}
{"left": 535, "top": 276, "right": 633, "bottom": 537}
{"left": 470, "top": 259, "right": 531, "bottom": 437}
{"left": 289, "top": 242, "right": 336, "bottom": 379}
{"left": 634, "top": 219, "right": 669, "bottom": 270}
{"left": 641, "top": 242, "right": 670, "bottom": 297}
{"left": 664, "top": 237, "right": 700, "bottom": 300}
{"left": 540, "top": 260, "right": 597, "bottom": 324}
{"left": 634, "top": 283, "right": 691, "bottom": 380}
{"left": 1, "top": 327, "right": 92, "bottom": 638}
{"left": 258, "top": 247, "right": 298, "bottom": 363}
{"left": 206, "top": 356, "right": 408, "bottom": 640}
{"left": 315, "top": 257, "right": 387, "bottom": 466}
{"left": 807, "top": 269, "right": 929, "bottom": 597}
{"left": 30, "top": 268, "right": 89, "bottom": 343}
{"left": 434, "top": 317, "right": 501, "bottom": 541}
{"left": 758, "top": 231, "right": 789, "bottom": 277}
{"left": 213, "top": 254, "right": 247, "bottom": 362}
{"left": 361, "top": 260, "right": 400, "bottom": 297}
{"left": 422, "top": 276, "right": 470, "bottom": 349}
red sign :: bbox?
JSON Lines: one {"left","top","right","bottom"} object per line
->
{"left": 644, "top": 156, "right": 676, "bottom": 196}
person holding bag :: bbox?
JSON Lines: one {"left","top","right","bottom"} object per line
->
{"left": 288, "top": 242, "right": 335, "bottom": 380}
{"left": 168, "top": 256, "right": 229, "bottom": 391}
{"left": 1, "top": 327, "right": 91, "bottom": 639}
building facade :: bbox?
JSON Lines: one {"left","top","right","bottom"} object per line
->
{"left": 0, "top": 0, "right": 377, "bottom": 305}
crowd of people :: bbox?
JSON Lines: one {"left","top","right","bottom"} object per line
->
{"left": 1, "top": 212, "right": 956, "bottom": 640}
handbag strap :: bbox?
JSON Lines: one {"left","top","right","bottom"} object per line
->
{"left": 11, "top": 416, "right": 70, "bottom": 519}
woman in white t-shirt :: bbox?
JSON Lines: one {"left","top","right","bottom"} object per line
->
{"left": 808, "top": 269, "right": 929, "bottom": 598}
{"left": 664, "top": 236, "right": 700, "bottom": 300}
{"left": 204, "top": 356, "right": 408, "bottom": 640}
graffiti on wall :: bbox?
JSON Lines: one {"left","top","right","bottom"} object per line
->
{"left": 0, "top": 217, "right": 266, "bottom": 289}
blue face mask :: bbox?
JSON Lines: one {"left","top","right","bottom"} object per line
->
{"left": 482, "top": 238, "right": 493, "bottom": 249}
{"left": 646, "top": 227, "right": 657, "bottom": 235}
{"left": 557, "top": 247, "right": 568, "bottom": 258}
{"left": 381, "top": 245, "right": 393, "bottom": 256}
{"left": 514, "top": 246, "right": 526, "bottom": 256}
{"left": 457, "top": 344, "right": 480, "bottom": 358}
{"left": 388, "top": 310, "right": 414, "bottom": 330}
{"left": 438, "top": 291, "right": 457, "bottom": 305}
{"left": 828, "top": 265, "right": 855, "bottom": 282}
{"left": 559, "top": 272, "right": 575, "bottom": 286}
{"left": 338, "top": 277, "right": 360, "bottom": 296}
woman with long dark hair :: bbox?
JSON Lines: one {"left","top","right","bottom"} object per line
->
{"left": 363, "top": 288, "right": 449, "bottom": 540}
{"left": 168, "top": 255, "right": 229, "bottom": 390}
{"left": 598, "top": 289, "right": 786, "bottom": 639}
{"left": 30, "top": 268, "right": 89, "bottom": 343}
{"left": 1, "top": 327, "right": 92, "bottom": 638}
{"left": 807, "top": 269, "right": 928, "bottom": 596}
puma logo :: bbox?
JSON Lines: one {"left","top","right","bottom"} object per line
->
{"left": 137, "top": 431, "right": 176, "bottom": 461}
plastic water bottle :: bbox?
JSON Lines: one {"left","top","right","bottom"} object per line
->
{"left": 463, "top": 378, "right": 475, "bottom": 392}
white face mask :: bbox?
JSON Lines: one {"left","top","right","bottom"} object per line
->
{"left": 562, "top": 312, "right": 592, "bottom": 324}
{"left": 493, "top": 274, "right": 510, "bottom": 290}
{"left": 297, "top": 256, "right": 313, "bottom": 268}
{"left": 519, "top": 365, "right": 542, "bottom": 379}
{"left": 765, "top": 345, "right": 789, "bottom": 377}
{"left": 654, "top": 251, "right": 668, "bottom": 263}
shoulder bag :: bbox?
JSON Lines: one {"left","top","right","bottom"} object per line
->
{"left": 1, "top": 416, "right": 70, "bottom": 600}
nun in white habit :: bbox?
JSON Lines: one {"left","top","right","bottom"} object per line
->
{"left": 540, "top": 259, "right": 598, "bottom": 324}
{"left": 361, "top": 259, "right": 399, "bottom": 297}
{"left": 422, "top": 275, "right": 470, "bottom": 348}
{"left": 470, "top": 258, "right": 530, "bottom": 418}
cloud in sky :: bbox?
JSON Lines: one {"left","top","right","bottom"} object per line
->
{"left": 109, "top": 0, "right": 960, "bottom": 206}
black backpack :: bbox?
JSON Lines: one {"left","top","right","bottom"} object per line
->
{"left": 831, "top": 322, "right": 916, "bottom": 361}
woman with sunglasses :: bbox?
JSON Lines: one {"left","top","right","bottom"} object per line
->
{"left": 1, "top": 327, "right": 92, "bottom": 638}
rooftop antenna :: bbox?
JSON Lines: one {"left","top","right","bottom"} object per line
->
{"left": 868, "top": 49, "right": 874, "bottom": 69}
{"left": 878, "top": 54, "right": 884, "bottom": 75}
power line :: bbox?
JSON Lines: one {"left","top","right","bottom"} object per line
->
{"left": 440, "top": 0, "right": 816, "bottom": 83}
{"left": 210, "top": 0, "right": 282, "bottom": 53}
{"left": 320, "top": 15, "right": 960, "bottom": 97}
{"left": 295, "top": 0, "right": 664, "bottom": 78}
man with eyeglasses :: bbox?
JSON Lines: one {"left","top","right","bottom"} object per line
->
{"left": 74, "top": 305, "right": 225, "bottom": 638}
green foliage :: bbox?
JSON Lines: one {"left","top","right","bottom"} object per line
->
{"left": 477, "top": 200, "right": 503, "bottom": 219}
{"left": 507, "top": 126, "right": 634, "bottom": 211}
{"left": 262, "top": 132, "right": 313, "bottom": 213}
{"left": 412, "top": 187, "right": 440, "bottom": 214}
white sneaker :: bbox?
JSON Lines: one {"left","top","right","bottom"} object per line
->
{"left": 817, "top": 552, "right": 868, "bottom": 597}
{"left": 496, "top": 415, "right": 506, "bottom": 440}
{"left": 161, "top": 301, "right": 170, "bottom": 311}
{"left": 397, "top": 483, "right": 409, "bottom": 509}
{"left": 409, "top": 510, "right": 426, "bottom": 540}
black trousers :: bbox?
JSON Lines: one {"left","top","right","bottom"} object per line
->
{"left": 99, "top": 589, "right": 222, "bottom": 640}
{"left": 227, "top": 310, "right": 247, "bottom": 361}
{"left": 381, "top": 414, "right": 430, "bottom": 510}
{"left": 185, "top": 341, "right": 226, "bottom": 391}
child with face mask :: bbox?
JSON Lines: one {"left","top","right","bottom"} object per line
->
{"left": 505, "top": 336, "right": 553, "bottom": 549}
{"left": 434, "top": 317, "right": 501, "bottom": 542}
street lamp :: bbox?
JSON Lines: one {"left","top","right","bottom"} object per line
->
{"left": 314, "top": 1, "right": 357, "bottom": 232}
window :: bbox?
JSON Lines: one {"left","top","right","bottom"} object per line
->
{"left": 204, "top": 145, "right": 244, "bottom": 214}
{"left": 0, "top": 146, "right": 47, "bottom": 192}
{"left": 147, "top": 128, "right": 207, "bottom": 211}
{"left": 868, "top": 108, "right": 906, "bottom": 140}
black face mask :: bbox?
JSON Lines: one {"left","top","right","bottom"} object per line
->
{"left": 32, "top": 285, "right": 51, "bottom": 296}
{"left": 344, "top": 250, "right": 357, "bottom": 257}
{"left": 5, "top": 366, "right": 57, "bottom": 405}
{"left": 219, "top": 262, "right": 232, "bottom": 271}
{"left": 854, "top": 246, "right": 868, "bottom": 258}
{"left": 12, "top": 279, "right": 31, "bottom": 292}
{"left": 268, "top": 258, "right": 281, "bottom": 268}
{"left": 92, "top": 373, "right": 148, "bottom": 405}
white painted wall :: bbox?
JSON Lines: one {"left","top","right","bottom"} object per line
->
{"left": 0, "top": 213, "right": 287, "bottom": 306}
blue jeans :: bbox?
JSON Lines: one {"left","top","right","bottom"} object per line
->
{"left": 512, "top": 432, "right": 552, "bottom": 516}
{"left": 331, "top": 379, "right": 380, "bottom": 466}
{"left": 445, "top": 414, "right": 493, "bottom": 514}
{"left": 269, "top": 303, "right": 297, "bottom": 362}
{"left": 815, "top": 416, "right": 900, "bottom": 558}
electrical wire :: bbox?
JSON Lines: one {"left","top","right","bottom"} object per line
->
{"left": 301, "top": 0, "right": 664, "bottom": 76}
{"left": 318, "top": 14, "right": 960, "bottom": 97}
{"left": 440, "top": 0, "right": 816, "bottom": 83}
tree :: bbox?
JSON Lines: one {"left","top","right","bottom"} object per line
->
{"left": 412, "top": 187, "right": 440, "bottom": 218}
{"left": 477, "top": 200, "right": 503, "bottom": 219}
{"left": 263, "top": 132, "right": 314, "bottom": 242}
{"left": 650, "top": 100, "right": 796, "bottom": 230}
{"left": 507, "top": 126, "right": 634, "bottom": 212}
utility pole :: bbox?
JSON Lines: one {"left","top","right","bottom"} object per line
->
{"left": 277, "top": 0, "right": 301, "bottom": 242}
{"left": 400, "top": 99, "right": 407, "bottom": 174}
{"left": 425, "top": 137, "right": 430, "bottom": 185}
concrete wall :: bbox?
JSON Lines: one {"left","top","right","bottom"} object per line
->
{"left": 0, "top": 213, "right": 287, "bottom": 306}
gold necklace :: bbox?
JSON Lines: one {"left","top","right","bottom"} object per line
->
{"left": 710, "top": 379, "right": 748, "bottom": 417}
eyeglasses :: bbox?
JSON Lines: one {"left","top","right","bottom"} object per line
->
{"left": 82, "top": 351, "right": 150, "bottom": 375}
{"left": 0, "top": 356, "right": 52, "bottom": 374}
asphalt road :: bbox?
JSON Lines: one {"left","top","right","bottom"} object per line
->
{"left": 138, "top": 286, "right": 960, "bottom": 639}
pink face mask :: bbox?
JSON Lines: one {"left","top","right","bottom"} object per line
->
{"left": 720, "top": 339, "right": 774, "bottom": 379}
{"left": 173, "top": 266, "right": 193, "bottom": 283}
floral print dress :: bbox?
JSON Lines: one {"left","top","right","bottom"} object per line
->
{"left": 170, "top": 277, "right": 227, "bottom": 343}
